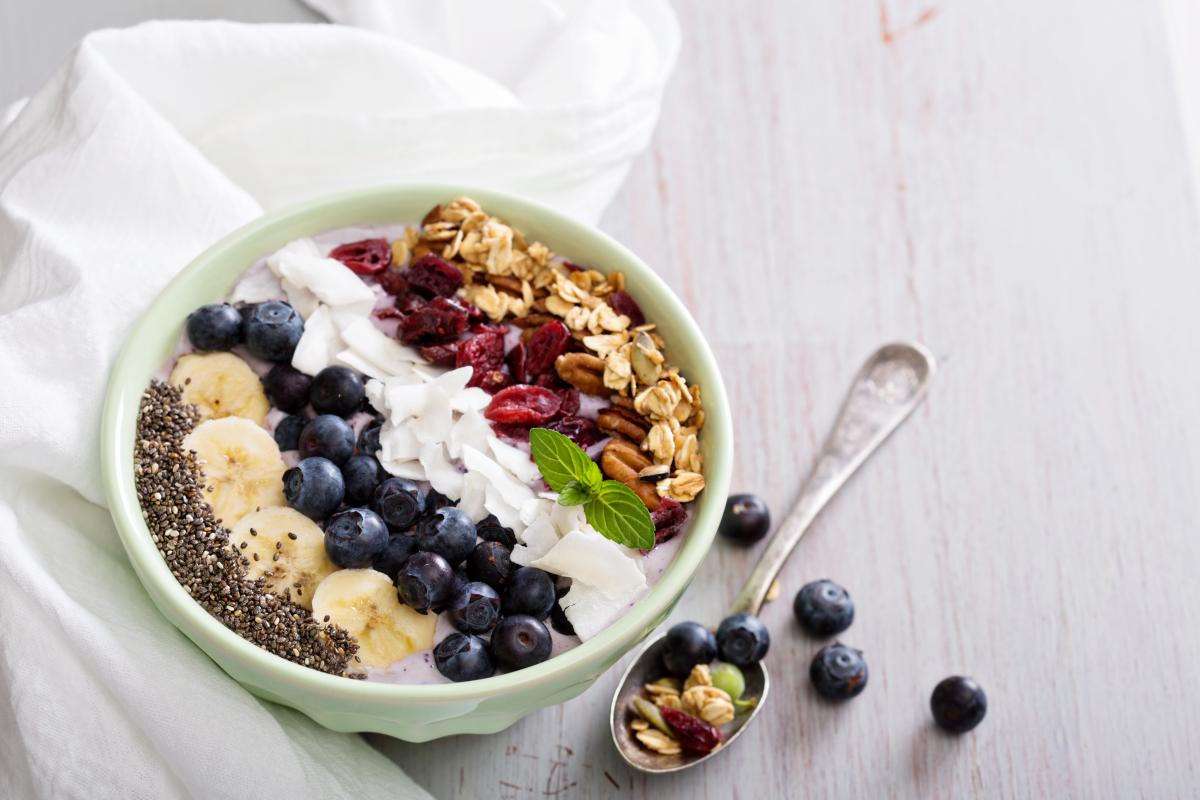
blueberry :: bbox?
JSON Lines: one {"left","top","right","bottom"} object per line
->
{"left": 434, "top": 633, "right": 494, "bottom": 682}
{"left": 415, "top": 507, "right": 477, "bottom": 566}
{"left": 501, "top": 567, "right": 556, "bottom": 620}
{"left": 309, "top": 366, "right": 365, "bottom": 418}
{"left": 447, "top": 581, "right": 501, "bottom": 634}
{"left": 466, "top": 540, "right": 513, "bottom": 590}
{"left": 323, "top": 507, "right": 388, "bottom": 568}
{"left": 356, "top": 418, "right": 383, "bottom": 456}
{"left": 931, "top": 676, "right": 987, "bottom": 733}
{"left": 423, "top": 489, "right": 455, "bottom": 512}
{"left": 185, "top": 303, "right": 243, "bottom": 351}
{"left": 717, "top": 493, "right": 770, "bottom": 543}
{"left": 475, "top": 514, "right": 517, "bottom": 548}
{"left": 661, "top": 621, "right": 718, "bottom": 677}
{"left": 715, "top": 613, "right": 770, "bottom": 666}
{"left": 298, "top": 414, "right": 355, "bottom": 465}
{"left": 794, "top": 579, "right": 855, "bottom": 636}
{"left": 243, "top": 301, "right": 303, "bottom": 363}
{"left": 549, "top": 584, "right": 575, "bottom": 636}
{"left": 490, "top": 614, "right": 552, "bottom": 671}
{"left": 341, "top": 454, "right": 382, "bottom": 506}
{"left": 372, "top": 478, "right": 425, "bottom": 531}
{"left": 810, "top": 643, "right": 868, "bottom": 701}
{"left": 396, "top": 551, "right": 454, "bottom": 613}
{"left": 273, "top": 414, "right": 306, "bottom": 452}
{"left": 283, "top": 457, "right": 344, "bottom": 520}
{"left": 263, "top": 364, "right": 313, "bottom": 414}
{"left": 372, "top": 534, "right": 418, "bottom": 581}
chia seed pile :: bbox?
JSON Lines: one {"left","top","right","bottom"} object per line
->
{"left": 135, "top": 380, "right": 359, "bottom": 676}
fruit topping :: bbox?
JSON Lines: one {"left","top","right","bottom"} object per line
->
{"left": 543, "top": 415, "right": 603, "bottom": 449}
{"left": 466, "top": 540, "right": 513, "bottom": 590}
{"left": 228, "top": 506, "right": 337, "bottom": 611}
{"left": 434, "top": 632, "right": 494, "bottom": 682}
{"left": 340, "top": 454, "right": 382, "bottom": 506}
{"left": 398, "top": 296, "right": 470, "bottom": 346}
{"left": 312, "top": 568, "right": 435, "bottom": 668}
{"left": 414, "top": 507, "right": 477, "bottom": 566}
{"left": 183, "top": 417, "right": 286, "bottom": 524}
{"left": 794, "top": 579, "right": 855, "bottom": 637}
{"left": 396, "top": 551, "right": 455, "bottom": 613}
{"left": 718, "top": 494, "right": 770, "bottom": 544}
{"left": 607, "top": 290, "right": 645, "bottom": 327}
{"left": 243, "top": 301, "right": 304, "bottom": 363}
{"left": 170, "top": 352, "right": 270, "bottom": 425}
{"left": 456, "top": 330, "right": 507, "bottom": 388}
{"left": 309, "top": 365, "right": 365, "bottom": 418}
{"left": 329, "top": 238, "right": 391, "bottom": 275}
{"left": 930, "top": 676, "right": 988, "bottom": 733}
{"left": 324, "top": 507, "right": 389, "bottom": 568}
{"left": 447, "top": 581, "right": 501, "bottom": 635}
{"left": 810, "top": 643, "right": 868, "bottom": 701}
{"left": 658, "top": 706, "right": 722, "bottom": 755}
{"left": 372, "top": 477, "right": 425, "bottom": 531}
{"left": 715, "top": 613, "right": 770, "bottom": 666}
{"left": 298, "top": 414, "right": 356, "bottom": 465}
{"left": 405, "top": 254, "right": 463, "bottom": 298}
{"left": 523, "top": 321, "right": 571, "bottom": 377}
{"left": 490, "top": 614, "right": 552, "bottom": 670}
{"left": 273, "top": 414, "right": 306, "bottom": 452}
{"left": 475, "top": 514, "right": 517, "bottom": 548}
{"left": 372, "top": 534, "right": 418, "bottom": 581}
{"left": 661, "top": 622, "right": 718, "bottom": 677}
{"left": 501, "top": 566, "right": 556, "bottom": 620}
{"left": 393, "top": 291, "right": 427, "bottom": 314}
{"left": 506, "top": 341, "right": 527, "bottom": 383}
{"left": 186, "top": 303, "right": 244, "bottom": 351}
{"left": 418, "top": 343, "right": 459, "bottom": 367}
{"left": 263, "top": 363, "right": 313, "bottom": 414}
{"left": 282, "top": 456, "right": 345, "bottom": 520}
{"left": 650, "top": 497, "right": 687, "bottom": 545}
{"left": 484, "top": 385, "right": 562, "bottom": 426}
{"left": 356, "top": 418, "right": 382, "bottom": 456}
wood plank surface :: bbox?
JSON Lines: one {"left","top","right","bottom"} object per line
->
{"left": 6, "top": 1, "right": 1200, "bottom": 797}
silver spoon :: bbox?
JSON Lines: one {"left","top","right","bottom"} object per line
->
{"left": 610, "top": 342, "right": 936, "bottom": 773}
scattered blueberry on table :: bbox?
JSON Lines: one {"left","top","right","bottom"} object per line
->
{"left": 717, "top": 493, "right": 771, "bottom": 544}
{"left": 810, "top": 642, "right": 869, "bottom": 701}
{"left": 931, "top": 676, "right": 988, "bottom": 733}
{"left": 794, "top": 579, "right": 855, "bottom": 637}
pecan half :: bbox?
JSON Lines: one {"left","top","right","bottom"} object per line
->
{"left": 555, "top": 352, "right": 609, "bottom": 397}
{"left": 597, "top": 405, "right": 650, "bottom": 442}
{"left": 487, "top": 274, "right": 524, "bottom": 296}
{"left": 601, "top": 439, "right": 660, "bottom": 510}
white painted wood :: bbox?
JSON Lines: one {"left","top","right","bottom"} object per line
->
{"left": 7, "top": 0, "right": 1200, "bottom": 796}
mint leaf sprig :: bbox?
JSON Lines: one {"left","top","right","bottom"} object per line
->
{"left": 529, "top": 428, "right": 655, "bottom": 550}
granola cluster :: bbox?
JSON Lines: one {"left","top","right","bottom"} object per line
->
{"left": 398, "top": 196, "right": 706, "bottom": 508}
{"left": 629, "top": 664, "right": 736, "bottom": 756}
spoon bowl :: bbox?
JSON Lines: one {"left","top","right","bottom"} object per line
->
{"left": 610, "top": 342, "right": 936, "bottom": 772}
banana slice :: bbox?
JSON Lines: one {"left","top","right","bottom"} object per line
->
{"left": 228, "top": 506, "right": 337, "bottom": 610}
{"left": 170, "top": 352, "right": 269, "bottom": 425}
{"left": 311, "top": 569, "right": 436, "bottom": 668}
{"left": 183, "top": 417, "right": 286, "bottom": 525}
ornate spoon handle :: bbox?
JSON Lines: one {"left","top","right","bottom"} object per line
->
{"left": 727, "top": 342, "right": 936, "bottom": 617}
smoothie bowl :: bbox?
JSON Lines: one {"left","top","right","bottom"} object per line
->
{"left": 101, "top": 185, "right": 731, "bottom": 741}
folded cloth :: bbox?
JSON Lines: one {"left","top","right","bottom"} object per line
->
{"left": 0, "top": 3, "right": 679, "bottom": 798}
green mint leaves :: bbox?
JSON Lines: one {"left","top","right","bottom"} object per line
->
{"left": 529, "top": 428, "right": 655, "bottom": 550}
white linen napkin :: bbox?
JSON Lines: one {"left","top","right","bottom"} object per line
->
{"left": 0, "top": 3, "right": 678, "bottom": 798}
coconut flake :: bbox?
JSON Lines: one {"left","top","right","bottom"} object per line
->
{"left": 559, "top": 581, "right": 645, "bottom": 642}
{"left": 229, "top": 265, "right": 281, "bottom": 304}
{"left": 280, "top": 277, "right": 320, "bottom": 319}
{"left": 379, "top": 421, "right": 421, "bottom": 463}
{"left": 291, "top": 305, "right": 344, "bottom": 375}
{"left": 488, "top": 435, "right": 540, "bottom": 484}
{"left": 378, "top": 459, "right": 425, "bottom": 480}
{"left": 270, "top": 238, "right": 375, "bottom": 315}
{"left": 450, "top": 387, "right": 491, "bottom": 413}
{"left": 511, "top": 515, "right": 561, "bottom": 566}
{"left": 461, "top": 445, "right": 535, "bottom": 511}
{"left": 530, "top": 529, "right": 647, "bottom": 598}
{"left": 457, "top": 472, "right": 490, "bottom": 522}
{"left": 420, "top": 443, "right": 463, "bottom": 499}
{"left": 338, "top": 316, "right": 422, "bottom": 377}
{"left": 448, "top": 410, "right": 491, "bottom": 460}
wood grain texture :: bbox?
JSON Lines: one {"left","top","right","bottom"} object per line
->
{"left": 6, "top": 0, "right": 1200, "bottom": 797}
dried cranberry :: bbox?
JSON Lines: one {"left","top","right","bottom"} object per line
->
{"left": 555, "top": 388, "right": 580, "bottom": 417}
{"left": 484, "top": 385, "right": 562, "bottom": 425}
{"left": 374, "top": 307, "right": 405, "bottom": 320}
{"left": 377, "top": 267, "right": 408, "bottom": 295}
{"left": 394, "top": 292, "right": 428, "bottom": 314}
{"left": 329, "top": 238, "right": 391, "bottom": 275}
{"left": 475, "top": 370, "right": 513, "bottom": 394}
{"left": 545, "top": 416, "right": 603, "bottom": 448}
{"left": 524, "top": 321, "right": 571, "bottom": 377}
{"left": 607, "top": 290, "right": 645, "bottom": 327}
{"left": 419, "top": 343, "right": 459, "bottom": 367}
{"left": 406, "top": 254, "right": 464, "bottom": 299}
{"left": 651, "top": 498, "right": 687, "bottom": 545}
{"left": 534, "top": 371, "right": 569, "bottom": 391}
{"left": 659, "top": 706, "right": 722, "bottom": 755}
{"left": 471, "top": 322, "right": 509, "bottom": 335}
{"left": 398, "top": 296, "right": 469, "bottom": 346}
{"left": 491, "top": 424, "right": 531, "bottom": 445}
{"left": 562, "top": 261, "right": 586, "bottom": 273}
{"left": 457, "top": 331, "right": 506, "bottom": 374}
{"left": 507, "top": 342, "right": 527, "bottom": 384}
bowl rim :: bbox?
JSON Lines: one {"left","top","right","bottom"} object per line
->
{"left": 101, "top": 183, "right": 732, "bottom": 703}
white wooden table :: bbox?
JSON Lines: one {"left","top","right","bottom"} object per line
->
{"left": 7, "top": 1, "right": 1200, "bottom": 797}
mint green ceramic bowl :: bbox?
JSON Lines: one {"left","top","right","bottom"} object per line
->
{"left": 101, "top": 184, "right": 732, "bottom": 742}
